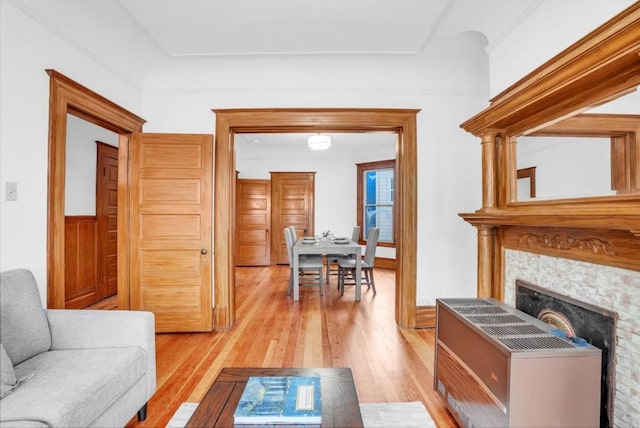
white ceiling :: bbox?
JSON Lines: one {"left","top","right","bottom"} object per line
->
{"left": 12, "top": 0, "right": 633, "bottom": 155}
{"left": 12, "top": 0, "right": 544, "bottom": 59}
{"left": 119, "top": 0, "right": 542, "bottom": 56}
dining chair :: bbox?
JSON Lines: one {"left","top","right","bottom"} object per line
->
{"left": 337, "top": 227, "right": 379, "bottom": 296}
{"left": 325, "top": 226, "right": 360, "bottom": 286}
{"left": 288, "top": 225, "right": 314, "bottom": 262}
{"left": 284, "top": 227, "right": 324, "bottom": 296}
{"left": 287, "top": 225, "right": 298, "bottom": 241}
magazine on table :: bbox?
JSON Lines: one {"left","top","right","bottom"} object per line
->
{"left": 233, "top": 376, "right": 322, "bottom": 424}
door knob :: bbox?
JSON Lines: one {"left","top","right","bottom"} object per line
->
{"left": 201, "top": 249, "right": 208, "bottom": 255}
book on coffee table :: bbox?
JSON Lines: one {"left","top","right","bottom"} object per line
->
{"left": 233, "top": 376, "right": 322, "bottom": 424}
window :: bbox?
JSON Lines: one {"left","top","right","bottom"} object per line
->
{"left": 356, "top": 160, "right": 395, "bottom": 246}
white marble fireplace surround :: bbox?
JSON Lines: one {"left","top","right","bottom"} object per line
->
{"left": 504, "top": 249, "right": 640, "bottom": 428}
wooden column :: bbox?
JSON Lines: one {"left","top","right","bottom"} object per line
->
{"left": 481, "top": 131, "right": 498, "bottom": 209}
{"left": 476, "top": 131, "right": 498, "bottom": 298}
{"left": 476, "top": 225, "right": 494, "bottom": 298}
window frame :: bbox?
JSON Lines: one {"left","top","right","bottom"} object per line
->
{"left": 356, "top": 159, "right": 396, "bottom": 247}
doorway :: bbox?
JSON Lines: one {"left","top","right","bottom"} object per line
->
{"left": 213, "top": 108, "right": 419, "bottom": 330}
{"left": 46, "top": 69, "right": 146, "bottom": 310}
{"left": 47, "top": 75, "right": 419, "bottom": 328}
{"left": 64, "top": 115, "right": 119, "bottom": 308}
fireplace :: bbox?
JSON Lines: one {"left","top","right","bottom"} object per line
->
{"left": 515, "top": 280, "right": 617, "bottom": 428}
{"left": 457, "top": 6, "right": 640, "bottom": 427}
{"left": 503, "top": 250, "right": 640, "bottom": 427}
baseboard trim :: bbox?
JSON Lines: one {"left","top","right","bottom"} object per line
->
{"left": 375, "top": 257, "right": 396, "bottom": 270}
{"left": 415, "top": 306, "right": 436, "bottom": 328}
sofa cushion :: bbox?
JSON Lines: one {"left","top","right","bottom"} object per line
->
{"left": 0, "top": 347, "right": 147, "bottom": 427}
{"left": 0, "top": 270, "right": 51, "bottom": 365}
{"left": 0, "top": 343, "right": 16, "bottom": 399}
{"left": 0, "top": 420, "right": 48, "bottom": 427}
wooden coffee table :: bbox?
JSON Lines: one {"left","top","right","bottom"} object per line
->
{"left": 186, "top": 367, "right": 363, "bottom": 427}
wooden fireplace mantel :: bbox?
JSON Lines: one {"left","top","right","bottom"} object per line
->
{"left": 459, "top": 3, "right": 640, "bottom": 299}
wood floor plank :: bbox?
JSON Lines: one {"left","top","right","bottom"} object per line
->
{"left": 126, "top": 265, "right": 457, "bottom": 428}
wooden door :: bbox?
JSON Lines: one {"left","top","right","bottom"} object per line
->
{"left": 270, "top": 172, "right": 315, "bottom": 265}
{"left": 96, "top": 142, "right": 118, "bottom": 301}
{"left": 129, "top": 133, "right": 213, "bottom": 332}
{"left": 236, "top": 179, "right": 271, "bottom": 266}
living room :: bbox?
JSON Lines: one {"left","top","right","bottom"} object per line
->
{"left": 2, "top": 1, "right": 639, "bottom": 427}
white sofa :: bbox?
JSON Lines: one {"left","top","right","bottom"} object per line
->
{"left": 0, "top": 269, "right": 156, "bottom": 427}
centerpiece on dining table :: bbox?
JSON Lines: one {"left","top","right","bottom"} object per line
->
{"left": 301, "top": 231, "right": 350, "bottom": 244}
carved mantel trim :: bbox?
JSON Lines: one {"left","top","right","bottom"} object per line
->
{"left": 518, "top": 233, "right": 613, "bottom": 256}
{"left": 501, "top": 226, "right": 640, "bottom": 272}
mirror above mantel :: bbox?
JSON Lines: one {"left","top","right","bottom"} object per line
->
{"left": 515, "top": 108, "right": 640, "bottom": 202}
{"left": 458, "top": 2, "right": 640, "bottom": 298}
{"left": 515, "top": 86, "right": 639, "bottom": 201}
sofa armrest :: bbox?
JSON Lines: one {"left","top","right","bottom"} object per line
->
{"left": 46, "top": 309, "right": 156, "bottom": 398}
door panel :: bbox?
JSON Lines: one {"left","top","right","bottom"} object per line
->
{"left": 235, "top": 179, "right": 271, "bottom": 266}
{"left": 96, "top": 143, "right": 119, "bottom": 300}
{"left": 129, "top": 133, "right": 212, "bottom": 332}
{"left": 271, "top": 172, "right": 315, "bottom": 265}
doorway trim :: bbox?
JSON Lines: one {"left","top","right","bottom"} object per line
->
{"left": 46, "top": 69, "right": 145, "bottom": 309}
{"left": 213, "top": 108, "right": 419, "bottom": 330}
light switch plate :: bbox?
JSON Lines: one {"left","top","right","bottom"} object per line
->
{"left": 6, "top": 182, "right": 17, "bottom": 201}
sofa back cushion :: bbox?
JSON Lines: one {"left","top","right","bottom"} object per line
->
{"left": 0, "top": 269, "right": 51, "bottom": 364}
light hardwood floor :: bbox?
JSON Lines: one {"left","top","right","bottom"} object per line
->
{"left": 126, "top": 265, "right": 457, "bottom": 427}
{"left": 86, "top": 295, "right": 118, "bottom": 310}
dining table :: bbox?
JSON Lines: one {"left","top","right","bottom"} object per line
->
{"left": 292, "top": 237, "right": 362, "bottom": 301}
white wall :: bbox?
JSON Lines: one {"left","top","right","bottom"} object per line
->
{"left": 141, "top": 32, "right": 488, "bottom": 305}
{"left": 0, "top": 1, "right": 143, "bottom": 302}
{"left": 2, "top": 0, "right": 631, "bottom": 307}
{"left": 65, "top": 115, "right": 118, "bottom": 215}
{"left": 488, "top": 0, "right": 636, "bottom": 96}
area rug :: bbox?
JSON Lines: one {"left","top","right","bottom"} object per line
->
{"left": 167, "top": 401, "right": 436, "bottom": 428}
{"left": 359, "top": 402, "right": 436, "bottom": 428}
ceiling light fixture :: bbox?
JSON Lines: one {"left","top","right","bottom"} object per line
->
{"left": 307, "top": 134, "right": 331, "bottom": 150}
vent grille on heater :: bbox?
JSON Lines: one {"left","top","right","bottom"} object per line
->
{"left": 439, "top": 298, "right": 589, "bottom": 351}
{"left": 446, "top": 299, "right": 494, "bottom": 307}
{"left": 465, "top": 314, "right": 526, "bottom": 324}
{"left": 498, "top": 336, "right": 574, "bottom": 350}
{"left": 455, "top": 306, "right": 507, "bottom": 315}
{"left": 480, "top": 324, "right": 547, "bottom": 336}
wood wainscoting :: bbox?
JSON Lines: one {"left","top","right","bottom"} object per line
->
{"left": 64, "top": 216, "right": 98, "bottom": 308}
